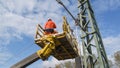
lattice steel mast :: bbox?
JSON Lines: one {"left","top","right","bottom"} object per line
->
{"left": 78, "top": 0, "right": 109, "bottom": 68}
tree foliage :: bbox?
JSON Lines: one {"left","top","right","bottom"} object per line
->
{"left": 55, "top": 60, "right": 75, "bottom": 68}
{"left": 114, "top": 51, "right": 120, "bottom": 68}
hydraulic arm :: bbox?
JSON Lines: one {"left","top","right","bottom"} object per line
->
{"left": 36, "top": 34, "right": 61, "bottom": 60}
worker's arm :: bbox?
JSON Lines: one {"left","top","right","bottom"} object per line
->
{"left": 53, "top": 22, "right": 56, "bottom": 28}
{"left": 44, "top": 22, "right": 48, "bottom": 29}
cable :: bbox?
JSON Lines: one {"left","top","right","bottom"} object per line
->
{"left": 56, "top": 0, "right": 76, "bottom": 21}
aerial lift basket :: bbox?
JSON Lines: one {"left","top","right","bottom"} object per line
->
{"left": 35, "top": 17, "right": 79, "bottom": 60}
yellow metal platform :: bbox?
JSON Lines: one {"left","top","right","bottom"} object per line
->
{"left": 35, "top": 33, "right": 79, "bottom": 60}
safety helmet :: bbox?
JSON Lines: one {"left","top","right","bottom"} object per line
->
{"left": 48, "top": 19, "right": 52, "bottom": 21}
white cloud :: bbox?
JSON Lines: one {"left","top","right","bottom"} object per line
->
{"left": 0, "top": 52, "right": 13, "bottom": 65}
{"left": 0, "top": 12, "right": 38, "bottom": 44}
{"left": 93, "top": 0, "right": 120, "bottom": 13}
{"left": 103, "top": 34, "right": 120, "bottom": 55}
{"left": 0, "top": 0, "right": 35, "bottom": 13}
{"left": 0, "top": 0, "right": 78, "bottom": 43}
{"left": 41, "top": 57, "right": 60, "bottom": 68}
{"left": 39, "top": 57, "right": 75, "bottom": 68}
{"left": 0, "top": 0, "right": 71, "bottom": 48}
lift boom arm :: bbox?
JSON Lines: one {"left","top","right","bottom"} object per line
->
{"left": 11, "top": 53, "right": 39, "bottom": 68}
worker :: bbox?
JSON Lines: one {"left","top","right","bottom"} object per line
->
{"left": 44, "top": 19, "right": 58, "bottom": 35}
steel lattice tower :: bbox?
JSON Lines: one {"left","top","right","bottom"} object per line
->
{"left": 77, "top": 0, "right": 109, "bottom": 68}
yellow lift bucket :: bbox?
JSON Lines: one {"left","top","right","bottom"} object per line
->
{"left": 35, "top": 16, "right": 79, "bottom": 60}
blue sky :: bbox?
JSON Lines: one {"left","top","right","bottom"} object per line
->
{"left": 0, "top": 0, "right": 120, "bottom": 68}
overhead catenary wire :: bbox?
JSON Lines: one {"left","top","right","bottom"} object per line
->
{"left": 56, "top": 0, "right": 85, "bottom": 31}
{"left": 56, "top": 0, "right": 76, "bottom": 21}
